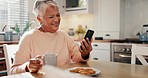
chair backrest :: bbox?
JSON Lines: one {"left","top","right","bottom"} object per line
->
{"left": 3, "top": 44, "right": 18, "bottom": 75}
{"left": 131, "top": 44, "right": 148, "bottom": 66}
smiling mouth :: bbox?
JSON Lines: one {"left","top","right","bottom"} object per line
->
{"left": 51, "top": 24, "right": 59, "bottom": 27}
{"left": 52, "top": 23, "right": 59, "bottom": 27}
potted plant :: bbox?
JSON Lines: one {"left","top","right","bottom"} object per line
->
{"left": 14, "top": 21, "right": 33, "bottom": 38}
{"left": 75, "top": 25, "right": 86, "bottom": 40}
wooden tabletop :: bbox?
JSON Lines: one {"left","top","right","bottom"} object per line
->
{"left": 58, "top": 60, "right": 148, "bottom": 78}
{"left": 1, "top": 60, "right": 148, "bottom": 78}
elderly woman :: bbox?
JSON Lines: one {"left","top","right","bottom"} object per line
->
{"left": 11, "top": 0, "right": 92, "bottom": 74}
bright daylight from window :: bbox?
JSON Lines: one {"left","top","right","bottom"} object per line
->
{"left": 0, "top": 0, "right": 28, "bottom": 32}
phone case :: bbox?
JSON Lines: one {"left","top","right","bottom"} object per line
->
{"left": 80, "top": 29, "right": 94, "bottom": 50}
{"left": 84, "top": 30, "right": 94, "bottom": 41}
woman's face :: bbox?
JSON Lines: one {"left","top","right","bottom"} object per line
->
{"left": 38, "top": 5, "right": 61, "bottom": 33}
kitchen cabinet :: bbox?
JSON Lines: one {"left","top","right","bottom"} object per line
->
{"left": 76, "top": 41, "right": 111, "bottom": 62}
{"left": 54, "top": 0, "right": 94, "bottom": 14}
{"left": 93, "top": 0, "right": 120, "bottom": 39}
{"left": 90, "top": 42, "right": 111, "bottom": 62}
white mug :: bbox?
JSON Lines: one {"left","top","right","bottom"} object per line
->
{"left": 43, "top": 54, "right": 57, "bottom": 66}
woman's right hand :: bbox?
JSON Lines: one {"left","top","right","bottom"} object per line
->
{"left": 26, "top": 55, "right": 43, "bottom": 73}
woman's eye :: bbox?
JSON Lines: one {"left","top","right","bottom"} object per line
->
{"left": 48, "top": 16, "right": 54, "bottom": 18}
{"left": 57, "top": 14, "right": 60, "bottom": 17}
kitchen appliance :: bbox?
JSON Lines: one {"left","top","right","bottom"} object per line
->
{"left": 66, "top": 0, "right": 79, "bottom": 8}
{"left": 138, "top": 25, "right": 148, "bottom": 41}
{"left": 111, "top": 43, "right": 133, "bottom": 64}
{"left": 141, "top": 24, "right": 148, "bottom": 34}
{"left": 65, "top": 0, "right": 87, "bottom": 11}
{"left": 111, "top": 39, "right": 148, "bottom": 64}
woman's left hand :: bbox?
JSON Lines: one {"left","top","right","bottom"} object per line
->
{"left": 79, "top": 38, "right": 92, "bottom": 58}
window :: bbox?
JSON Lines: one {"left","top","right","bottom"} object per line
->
{"left": 0, "top": 1, "right": 7, "bottom": 31}
{"left": 0, "top": 0, "right": 28, "bottom": 32}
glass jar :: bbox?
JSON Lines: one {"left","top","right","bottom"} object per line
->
{"left": 68, "top": 28, "right": 75, "bottom": 36}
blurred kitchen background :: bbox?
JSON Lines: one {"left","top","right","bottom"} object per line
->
{"left": 0, "top": 0, "right": 148, "bottom": 41}
{"left": 1, "top": 1, "right": 148, "bottom": 76}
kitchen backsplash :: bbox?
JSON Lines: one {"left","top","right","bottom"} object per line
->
{"left": 59, "top": 13, "right": 94, "bottom": 33}
{"left": 120, "top": 0, "right": 148, "bottom": 39}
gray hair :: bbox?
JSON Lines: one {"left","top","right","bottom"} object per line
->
{"left": 33, "top": 0, "right": 59, "bottom": 16}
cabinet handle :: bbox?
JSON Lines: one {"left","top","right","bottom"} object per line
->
{"left": 93, "top": 44, "right": 98, "bottom": 46}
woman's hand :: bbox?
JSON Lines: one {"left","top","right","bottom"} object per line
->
{"left": 26, "top": 55, "right": 43, "bottom": 73}
{"left": 79, "top": 38, "right": 92, "bottom": 59}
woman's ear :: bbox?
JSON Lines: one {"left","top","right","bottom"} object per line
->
{"left": 37, "top": 15, "right": 42, "bottom": 24}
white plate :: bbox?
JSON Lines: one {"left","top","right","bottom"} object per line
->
{"left": 65, "top": 67, "right": 101, "bottom": 77}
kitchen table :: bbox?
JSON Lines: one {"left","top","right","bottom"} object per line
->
{"left": 1, "top": 60, "right": 148, "bottom": 78}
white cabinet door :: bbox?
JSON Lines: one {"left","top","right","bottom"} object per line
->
{"left": 90, "top": 42, "right": 110, "bottom": 62}
{"left": 90, "top": 50, "right": 110, "bottom": 61}
{"left": 76, "top": 41, "right": 111, "bottom": 61}
{"left": 100, "top": 0, "right": 120, "bottom": 31}
{"left": 93, "top": 0, "right": 120, "bottom": 39}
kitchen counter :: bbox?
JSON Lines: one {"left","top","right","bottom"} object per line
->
{"left": 0, "top": 41, "right": 19, "bottom": 45}
{"left": 75, "top": 39, "right": 119, "bottom": 43}
{"left": 0, "top": 38, "right": 145, "bottom": 44}
{"left": 93, "top": 39, "right": 118, "bottom": 42}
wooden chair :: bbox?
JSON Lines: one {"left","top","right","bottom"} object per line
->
{"left": 131, "top": 44, "right": 148, "bottom": 66}
{"left": 3, "top": 44, "right": 18, "bottom": 75}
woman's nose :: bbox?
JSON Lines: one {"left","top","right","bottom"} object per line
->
{"left": 54, "top": 17, "right": 60, "bottom": 22}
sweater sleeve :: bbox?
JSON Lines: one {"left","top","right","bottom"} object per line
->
{"left": 63, "top": 32, "right": 89, "bottom": 63}
{"left": 11, "top": 33, "right": 32, "bottom": 74}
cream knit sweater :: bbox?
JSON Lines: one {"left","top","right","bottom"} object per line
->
{"left": 11, "top": 28, "right": 88, "bottom": 74}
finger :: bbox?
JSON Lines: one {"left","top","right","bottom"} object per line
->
{"left": 90, "top": 38, "right": 93, "bottom": 43}
{"left": 86, "top": 38, "right": 91, "bottom": 45}
{"left": 29, "top": 63, "right": 42, "bottom": 73}
{"left": 84, "top": 41, "right": 89, "bottom": 48}
{"left": 35, "top": 55, "right": 43, "bottom": 64}
{"left": 29, "top": 69, "right": 38, "bottom": 73}
{"left": 36, "top": 55, "right": 42, "bottom": 59}
{"left": 29, "top": 63, "right": 42, "bottom": 69}
{"left": 30, "top": 58, "right": 41, "bottom": 64}
{"left": 83, "top": 39, "right": 90, "bottom": 50}
{"left": 85, "top": 38, "right": 93, "bottom": 51}
{"left": 85, "top": 38, "right": 89, "bottom": 43}
{"left": 80, "top": 40, "right": 86, "bottom": 50}
{"left": 79, "top": 47, "right": 88, "bottom": 55}
{"left": 27, "top": 61, "right": 42, "bottom": 73}
{"left": 29, "top": 67, "right": 41, "bottom": 73}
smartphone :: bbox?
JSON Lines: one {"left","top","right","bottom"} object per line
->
{"left": 84, "top": 29, "right": 94, "bottom": 41}
{"left": 80, "top": 29, "right": 94, "bottom": 50}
